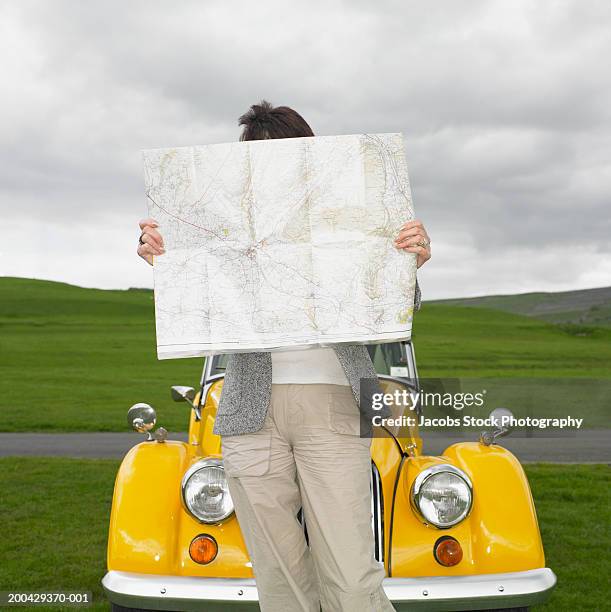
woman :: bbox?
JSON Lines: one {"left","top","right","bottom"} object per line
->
{"left": 137, "top": 101, "right": 431, "bottom": 612}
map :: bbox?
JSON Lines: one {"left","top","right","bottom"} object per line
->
{"left": 142, "top": 133, "right": 417, "bottom": 359}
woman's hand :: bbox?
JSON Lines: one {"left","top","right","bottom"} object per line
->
{"left": 137, "top": 218, "right": 165, "bottom": 266}
{"left": 394, "top": 219, "right": 431, "bottom": 268}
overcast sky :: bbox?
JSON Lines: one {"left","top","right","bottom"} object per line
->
{"left": 1, "top": 0, "right": 609, "bottom": 299}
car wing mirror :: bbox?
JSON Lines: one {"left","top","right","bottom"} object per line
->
{"left": 171, "top": 385, "right": 196, "bottom": 403}
{"left": 480, "top": 407, "right": 514, "bottom": 446}
{"left": 127, "top": 403, "right": 168, "bottom": 443}
{"left": 128, "top": 402, "right": 157, "bottom": 440}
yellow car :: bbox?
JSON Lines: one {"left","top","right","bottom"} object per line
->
{"left": 102, "top": 341, "right": 556, "bottom": 611}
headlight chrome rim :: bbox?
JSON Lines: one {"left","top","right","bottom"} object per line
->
{"left": 181, "top": 457, "right": 234, "bottom": 524}
{"left": 411, "top": 464, "right": 473, "bottom": 529}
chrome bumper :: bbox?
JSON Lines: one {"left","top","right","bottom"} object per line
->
{"left": 102, "top": 567, "right": 556, "bottom": 611}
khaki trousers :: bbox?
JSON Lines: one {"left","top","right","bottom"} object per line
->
{"left": 221, "top": 383, "right": 395, "bottom": 612}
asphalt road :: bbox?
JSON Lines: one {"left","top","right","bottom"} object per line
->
{"left": 0, "top": 430, "right": 609, "bottom": 463}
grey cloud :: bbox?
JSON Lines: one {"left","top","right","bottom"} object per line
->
{"left": 1, "top": 0, "right": 609, "bottom": 295}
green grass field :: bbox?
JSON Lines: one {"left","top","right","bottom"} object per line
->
{"left": 0, "top": 458, "right": 607, "bottom": 611}
{"left": 432, "top": 286, "right": 611, "bottom": 326}
{"left": 0, "top": 278, "right": 609, "bottom": 610}
{"left": 1, "top": 278, "right": 610, "bottom": 432}
{"left": 0, "top": 278, "right": 203, "bottom": 432}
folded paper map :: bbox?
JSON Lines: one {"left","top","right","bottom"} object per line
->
{"left": 142, "top": 132, "right": 417, "bottom": 359}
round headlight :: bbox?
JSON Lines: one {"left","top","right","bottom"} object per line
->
{"left": 181, "top": 458, "right": 234, "bottom": 524}
{"left": 411, "top": 465, "right": 473, "bottom": 528}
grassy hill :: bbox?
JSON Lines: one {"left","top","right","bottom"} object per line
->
{"left": 0, "top": 277, "right": 204, "bottom": 432}
{"left": 1, "top": 277, "right": 610, "bottom": 432}
{"left": 433, "top": 286, "right": 611, "bottom": 326}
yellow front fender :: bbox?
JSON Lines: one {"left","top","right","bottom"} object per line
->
{"left": 444, "top": 442, "right": 545, "bottom": 571}
{"left": 107, "top": 441, "right": 188, "bottom": 574}
{"left": 106, "top": 440, "right": 252, "bottom": 577}
{"left": 389, "top": 442, "right": 545, "bottom": 577}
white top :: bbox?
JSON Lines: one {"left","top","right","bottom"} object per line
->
{"left": 271, "top": 347, "right": 350, "bottom": 385}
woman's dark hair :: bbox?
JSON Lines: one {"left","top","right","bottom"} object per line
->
{"left": 238, "top": 100, "right": 315, "bottom": 141}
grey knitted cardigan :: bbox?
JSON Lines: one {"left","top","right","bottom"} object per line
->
{"left": 213, "top": 281, "right": 421, "bottom": 436}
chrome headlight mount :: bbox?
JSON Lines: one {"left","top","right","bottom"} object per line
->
{"left": 181, "top": 458, "right": 234, "bottom": 524}
{"left": 411, "top": 464, "right": 473, "bottom": 529}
